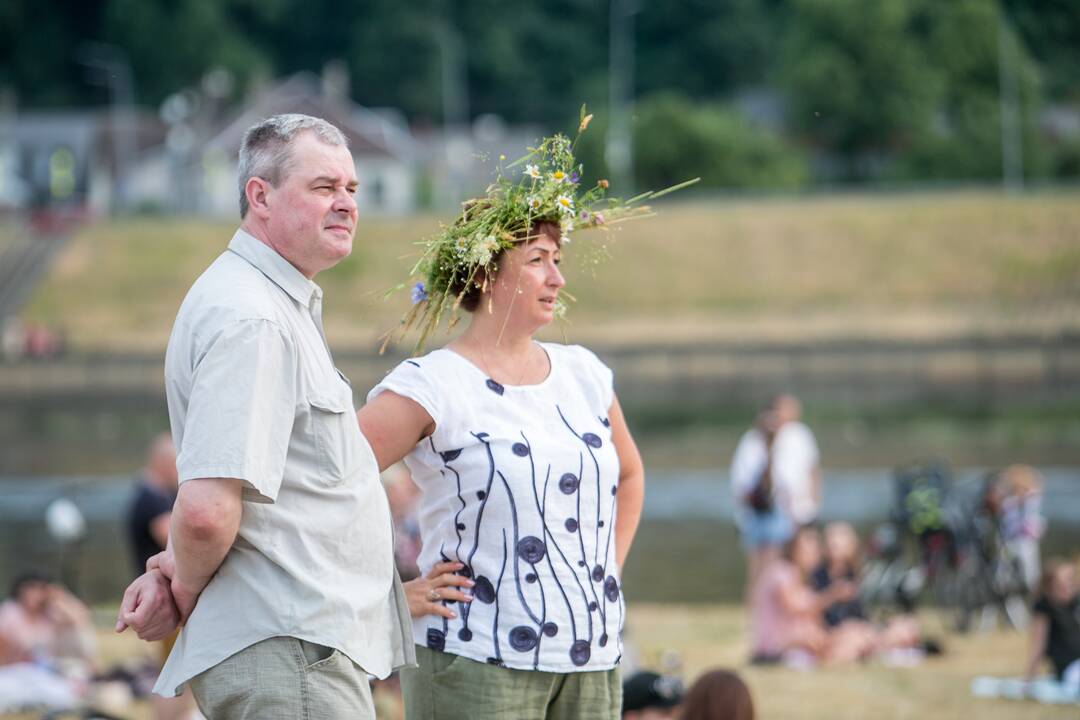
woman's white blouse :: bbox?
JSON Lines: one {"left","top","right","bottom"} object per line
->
{"left": 368, "top": 343, "right": 624, "bottom": 672}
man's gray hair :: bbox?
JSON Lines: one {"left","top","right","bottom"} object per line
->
{"left": 237, "top": 114, "right": 348, "bottom": 218}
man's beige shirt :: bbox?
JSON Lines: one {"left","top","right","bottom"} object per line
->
{"left": 155, "top": 229, "right": 413, "bottom": 697}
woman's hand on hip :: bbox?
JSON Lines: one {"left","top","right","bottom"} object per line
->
{"left": 404, "top": 561, "right": 474, "bottom": 619}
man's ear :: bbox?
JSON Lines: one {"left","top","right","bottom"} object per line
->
{"left": 246, "top": 176, "right": 272, "bottom": 217}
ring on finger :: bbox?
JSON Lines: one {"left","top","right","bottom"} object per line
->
{"left": 427, "top": 588, "right": 440, "bottom": 602}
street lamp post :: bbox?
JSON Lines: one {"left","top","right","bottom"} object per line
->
{"left": 76, "top": 42, "right": 136, "bottom": 213}
{"left": 608, "top": 0, "right": 640, "bottom": 194}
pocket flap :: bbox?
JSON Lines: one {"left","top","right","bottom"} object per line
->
{"left": 308, "top": 384, "right": 353, "bottom": 414}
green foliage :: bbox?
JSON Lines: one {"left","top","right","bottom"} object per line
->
{"left": 1, "top": 0, "right": 1077, "bottom": 185}
{"left": 631, "top": 94, "right": 807, "bottom": 190}
{"left": 103, "top": 0, "right": 268, "bottom": 107}
{"left": 895, "top": 0, "right": 1047, "bottom": 181}
{"left": 1004, "top": 0, "right": 1080, "bottom": 101}
{"left": 779, "top": 0, "right": 941, "bottom": 175}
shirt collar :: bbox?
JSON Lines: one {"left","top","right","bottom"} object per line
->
{"left": 227, "top": 228, "right": 322, "bottom": 307}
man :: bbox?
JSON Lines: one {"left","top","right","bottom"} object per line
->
{"left": 621, "top": 670, "right": 684, "bottom": 719}
{"left": 115, "top": 114, "right": 413, "bottom": 719}
{"left": 127, "top": 433, "right": 179, "bottom": 576}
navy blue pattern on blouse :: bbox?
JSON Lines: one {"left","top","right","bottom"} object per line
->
{"left": 368, "top": 343, "right": 623, "bottom": 673}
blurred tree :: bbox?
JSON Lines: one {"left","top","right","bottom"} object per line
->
{"left": 1003, "top": 0, "right": 1080, "bottom": 102}
{"left": 637, "top": 0, "right": 783, "bottom": 98}
{"left": 778, "top": 0, "right": 941, "bottom": 180}
{"left": 897, "top": 0, "right": 1046, "bottom": 180}
{"left": 0, "top": 1, "right": 110, "bottom": 107}
{"left": 577, "top": 93, "right": 806, "bottom": 191}
{"left": 103, "top": 0, "right": 268, "bottom": 107}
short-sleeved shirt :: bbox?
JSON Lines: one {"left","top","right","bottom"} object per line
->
{"left": 730, "top": 422, "right": 820, "bottom": 526}
{"left": 126, "top": 475, "right": 174, "bottom": 576}
{"left": 368, "top": 343, "right": 624, "bottom": 673}
{"left": 154, "top": 229, "right": 413, "bottom": 697}
{"left": 1032, "top": 594, "right": 1080, "bottom": 679}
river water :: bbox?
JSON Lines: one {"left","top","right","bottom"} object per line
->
{"left": 2, "top": 468, "right": 1078, "bottom": 604}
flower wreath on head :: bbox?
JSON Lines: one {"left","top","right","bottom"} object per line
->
{"left": 383, "top": 106, "right": 698, "bottom": 353}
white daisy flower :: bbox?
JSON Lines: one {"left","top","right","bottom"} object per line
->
{"left": 551, "top": 170, "right": 567, "bottom": 184}
{"left": 526, "top": 195, "right": 542, "bottom": 211}
{"left": 524, "top": 164, "right": 541, "bottom": 179}
{"left": 556, "top": 195, "right": 574, "bottom": 214}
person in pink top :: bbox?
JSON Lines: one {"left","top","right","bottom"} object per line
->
{"left": 0, "top": 572, "right": 95, "bottom": 672}
{"left": 749, "top": 526, "right": 871, "bottom": 665}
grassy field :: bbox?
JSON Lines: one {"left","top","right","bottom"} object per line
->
{"left": 2, "top": 604, "right": 1073, "bottom": 720}
{"left": 20, "top": 190, "right": 1080, "bottom": 351}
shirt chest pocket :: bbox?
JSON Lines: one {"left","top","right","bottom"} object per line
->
{"left": 308, "top": 383, "right": 366, "bottom": 485}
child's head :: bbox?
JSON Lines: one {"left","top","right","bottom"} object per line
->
{"left": 824, "top": 522, "right": 860, "bottom": 569}
{"left": 1038, "top": 558, "right": 1077, "bottom": 604}
{"left": 783, "top": 525, "right": 822, "bottom": 573}
{"left": 1000, "top": 464, "right": 1042, "bottom": 497}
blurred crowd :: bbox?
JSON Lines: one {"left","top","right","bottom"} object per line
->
{"left": 727, "top": 393, "right": 1079, "bottom": 703}
{"left": 2, "top": 402, "right": 1076, "bottom": 717}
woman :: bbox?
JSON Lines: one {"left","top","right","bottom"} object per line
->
{"left": 811, "top": 522, "right": 922, "bottom": 661}
{"left": 811, "top": 522, "right": 868, "bottom": 628}
{"left": 1023, "top": 558, "right": 1080, "bottom": 692}
{"left": 358, "top": 127, "right": 655, "bottom": 718}
{"left": 749, "top": 525, "right": 872, "bottom": 665}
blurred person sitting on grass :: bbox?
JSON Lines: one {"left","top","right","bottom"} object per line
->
{"left": 750, "top": 525, "right": 876, "bottom": 666}
{"left": 0, "top": 571, "right": 95, "bottom": 674}
{"left": 1023, "top": 558, "right": 1080, "bottom": 695}
{"left": 621, "top": 670, "right": 684, "bottom": 719}
{"left": 810, "top": 522, "right": 924, "bottom": 664}
{"left": 811, "top": 522, "right": 867, "bottom": 627}
{"left": 680, "top": 668, "right": 754, "bottom": 720}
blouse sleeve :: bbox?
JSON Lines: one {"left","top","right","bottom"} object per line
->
{"left": 568, "top": 344, "right": 615, "bottom": 412}
{"left": 367, "top": 358, "right": 443, "bottom": 426}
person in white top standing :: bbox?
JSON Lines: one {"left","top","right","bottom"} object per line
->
{"left": 357, "top": 122, "right": 669, "bottom": 718}
{"left": 770, "top": 394, "right": 822, "bottom": 528}
{"left": 730, "top": 394, "right": 821, "bottom": 601}
{"left": 112, "top": 114, "right": 413, "bottom": 719}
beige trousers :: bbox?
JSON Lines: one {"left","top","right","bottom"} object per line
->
{"left": 188, "top": 636, "right": 374, "bottom": 720}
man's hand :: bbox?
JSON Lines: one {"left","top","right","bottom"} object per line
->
{"left": 115, "top": 569, "right": 180, "bottom": 641}
{"left": 146, "top": 550, "right": 176, "bottom": 580}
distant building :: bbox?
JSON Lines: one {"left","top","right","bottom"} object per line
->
{"left": 414, "top": 114, "right": 545, "bottom": 209}
{"left": 0, "top": 109, "right": 166, "bottom": 216}
{"left": 197, "top": 72, "right": 419, "bottom": 218}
